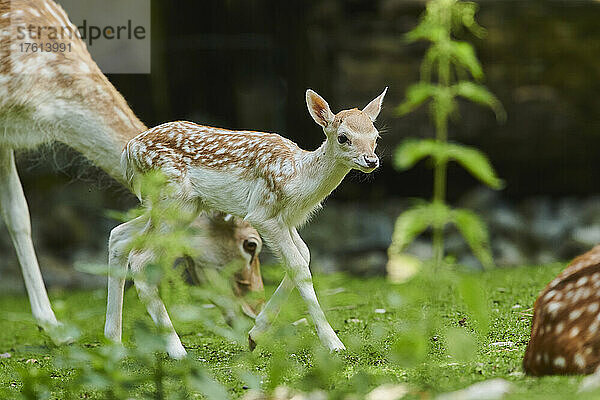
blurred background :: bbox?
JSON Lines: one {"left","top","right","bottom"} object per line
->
{"left": 1, "top": 0, "right": 600, "bottom": 291}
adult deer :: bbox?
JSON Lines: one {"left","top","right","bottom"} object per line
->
{"left": 524, "top": 245, "right": 600, "bottom": 375}
{"left": 107, "top": 88, "right": 387, "bottom": 358}
{"left": 0, "top": 0, "right": 262, "bottom": 344}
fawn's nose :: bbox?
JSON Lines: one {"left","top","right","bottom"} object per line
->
{"left": 243, "top": 239, "right": 258, "bottom": 257}
{"left": 363, "top": 155, "right": 379, "bottom": 169}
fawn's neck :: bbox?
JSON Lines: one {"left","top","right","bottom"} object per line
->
{"left": 297, "top": 139, "right": 350, "bottom": 208}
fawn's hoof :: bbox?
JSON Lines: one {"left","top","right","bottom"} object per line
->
{"left": 166, "top": 336, "right": 187, "bottom": 360}
{"left": 327, "top": 338, "right": 346, "bottom": 353}
{"left": 248, "top": 334, "right": 257, "bottom": 351}
{"left": 167, "top": 347, "right": 188, "bottom": 360}
{"left": 330, "top": 344, "right": 346, "bottom": 352}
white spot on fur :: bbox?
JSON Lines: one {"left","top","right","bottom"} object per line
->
{"left": 553, "top": 357, "right": 566, "bottom": 368}
{"left": 547, "top": 302, "right": 563, "bottom": 315}
{"left": 575, "top": 353, "right": 586, "bottom": 369}
{"left": 570, "top": 326, "right": 580, "bottom": 338}
{"left": 570, "top": 309, "right": 583, "bottom": 320}
{"left": 544, "top": 290, "right": 557, "bottom": 301}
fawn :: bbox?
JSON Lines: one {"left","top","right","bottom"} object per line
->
{"left": 105, "top": 88, "right": 388, "bottom": 358}
{"left": 524, "top": 244, "right": 600, "bottom": 375}
{"left": 0, "top": 0, "right": 262, "bottom": 344}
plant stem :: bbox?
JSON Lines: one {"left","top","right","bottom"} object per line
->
{"left": 155, "top": 354, "right": 164, "bottom": 400}
{"left": 432, "top": 1, "right": 452, "bottom": 268}
{"left": 432, "top": 118, "right": 448, "bottom": 267}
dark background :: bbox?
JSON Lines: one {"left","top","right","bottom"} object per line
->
{"left": 108, "top": 0, "right": 600, "bottom": 201}
{"left": 3, "top": 0, "right": 600, "bottom": 289}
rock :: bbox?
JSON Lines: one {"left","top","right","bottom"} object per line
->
{"left": 579, "top": 370, "right": 600, "bottom": 393}
{"left": 489, "top": 341, "right": 514, "bottom": 347}
{"left": 436, "top": 378, "right": 513, "bottom": 400}
{"left": 494, "top": 238, "right": 528, "bottom": 267}
{"left": 292, "top": 318, "right": 308, "bottom": 326}
{"left": 366, "top": 384, "right": 409, "bottom": 400}
{"left": 572, "top": 225, "right": 600, "bottom": 247}
{"left": 386, "top": 253, "right": 421, "bottom": 283}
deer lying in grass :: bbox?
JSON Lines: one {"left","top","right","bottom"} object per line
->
{"left": 523, "top": 244, "right": 600, "bottom": 376}
{"left": 106, "top": 88, "right": 388, "bottom": 358}
{"left": 0, "top": 0, "right": 262, "bottom": 343}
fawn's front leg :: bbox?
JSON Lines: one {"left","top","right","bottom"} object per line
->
{"left": 250, "top": 223, "right": 345, "bottom": 351}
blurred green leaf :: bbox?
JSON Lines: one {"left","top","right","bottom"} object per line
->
{"left": 452, "top": 209, "right": 494, "bottom": 270}
{"left": 449, "top": 41, "right": 483, "bottom": 80}
{"left": 389, "top": 328, "right": 428, "bottom": 368}
{"left": 445, "top": 143, "right": 504, "bottom": 189}
{"left": 389, "top": 202, "right": 451, "bottom": 255}
{"left": 453, "top": 81, "right": 506, "bottom": 121}
{"left": 457, "top": 274, "right": 490, "bottom": 335}
{"left": 453, "top": 1, "right": 486, "bottom": 38}
{"left": 395, "top": 139, "right": 503, "bottom": 189}
{"left": 187, "top": 369, "right": 230, "bottom": 400}
{"left": 396, "top": 83, "right": 437, "bottom": 115}
{"left": 446, "top": 327, "right": 477, "bottom": 361}
{"left": 394, "top": 139, "right": 441, "bottom": 170}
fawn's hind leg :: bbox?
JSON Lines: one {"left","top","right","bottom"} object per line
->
{"left": 104, "top": 215, "right": 147, "bottom": 342}
{"left": 129, "top": 247, "right": 188, "bottom": 359}
{"left": 128, "top": 200, "right": 200, "bottom": 359}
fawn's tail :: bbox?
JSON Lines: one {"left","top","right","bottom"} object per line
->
{"left": 121, "top": 141, "right": 144, "bottom": 201}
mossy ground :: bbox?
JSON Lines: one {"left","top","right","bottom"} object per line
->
{"left": 1, "top": 263, "right": 598, "bottom": 399}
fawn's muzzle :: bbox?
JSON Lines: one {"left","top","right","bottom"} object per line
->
{"left": 362, "top": 155, "right": 379, "bottom": 169}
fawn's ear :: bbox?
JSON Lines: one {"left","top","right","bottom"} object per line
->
{"left": 362, "top": 87, "right": 388, "bottom": 122}
{"left": 306, "top": 89, "right": 334, "bottom": 128}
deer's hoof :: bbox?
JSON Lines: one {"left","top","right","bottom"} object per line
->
{"left": 166, "top": 336, "right": 187, "bottom": 359}
{"left": 328, "top": 339, "right": 346, "bottom": 353}
{"left": 248, "top": 334, "right": 257, "bottom": 351}
{"left": 44, "top": 322, "right": 76, "bottom": 346}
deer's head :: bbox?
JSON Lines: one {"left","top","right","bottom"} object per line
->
{"left": 306, "top": 88, "right": 387, "bottom": 173}
{"left": 183, "top": 213, "right": 264, "bottom": 319}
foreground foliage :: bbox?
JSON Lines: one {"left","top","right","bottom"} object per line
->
{"left": 2, "top": 263, "right": 600, "bottom": 399}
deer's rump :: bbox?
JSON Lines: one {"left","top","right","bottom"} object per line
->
{"left": 524, "top": 245, "right": 600, "bottom": 375}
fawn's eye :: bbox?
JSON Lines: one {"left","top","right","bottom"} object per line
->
{"left": 337, "top": 134, "right": 350, "bottom": 145}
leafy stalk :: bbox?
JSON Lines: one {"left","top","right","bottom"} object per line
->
{"left": 390, "top": 0, "right": 504, "bottom": 269}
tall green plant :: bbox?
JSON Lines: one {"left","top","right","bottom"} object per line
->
{"left": 390, "top": 0, "right": 505, "bottom": 269}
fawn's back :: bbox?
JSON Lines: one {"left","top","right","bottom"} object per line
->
{"left": 123, "top": 121, "right": 313, "bottom": 218}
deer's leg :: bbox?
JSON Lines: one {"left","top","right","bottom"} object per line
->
{"left": 248, "top": 228, "right": 309, "bottom": 347}
{"left": 248, "top": 274, "right": 294, "bottom": 349}
{"left": 127, "top": 202, "right": 199, "bottom": 359}
{"left": 0, "top": 147, "right": 71, "bottom": 343}
{"left": 129, "top": 248, "right": 187, "bottom": 359}
{"left": 290, "top": 227, "right": 310, "bottom": 265}
{"left": 286, "top": 232, "right": 344, "bottom": 351}
{"left": 104, "top": 215, "right": 147, "bottom": 343}
{"left": 251, "top": 222, "right": 345, "bottom": 351}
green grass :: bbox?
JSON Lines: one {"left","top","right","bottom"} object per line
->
{"left": 1, "top": 263, "right": 598, "bottom": 399}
